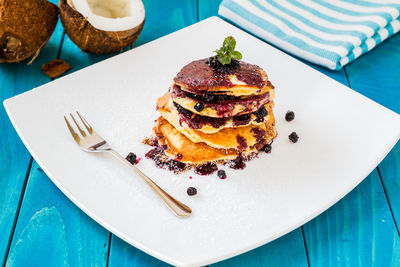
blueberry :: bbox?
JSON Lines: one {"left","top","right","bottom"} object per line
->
{"left": 289, "top": 132, "right": 299, "bottom": 143}
{"left": 217, "top": 170, "right": 227, "bottom": 179}
{"left": 206, "top": 56, "right": 240, "bottom": 73}
{"left": 261, "top": 143, "right": 272, "bottom": 153}
{"left": 194, "top": 102, "right": 205, "bottom": 112}
{"left": 285, "top": 111, "right": 295, "bottom": 122}
{"left": 257, "top": 106, "right": 268, "bottom": 117}
{"left": 126, "top": 152, "right": 137, "bottom": 164}
{"left": 187, "top": 187, "right": 197, "bottom": 196}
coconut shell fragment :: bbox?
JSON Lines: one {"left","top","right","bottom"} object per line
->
{"left": 0, "top": 0, "right": 59, "bottom": 63}
{"left": 59, "top": 0, "right": 144, "bottom": 54}
{"left": 42, "top": 59, "right": 71, "bottom": 78}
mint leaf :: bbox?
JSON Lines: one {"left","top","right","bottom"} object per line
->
{"left": 223, "top": 36, "right": 236, "bottom": 51}
{"left": 214, "top": 36, "right": 242, "bottom": 65}
{"left": 230, "top": 51, "right": 242, "bottom": 60}
{"left": 219, "top": 55, "right": 231, "bottom": 65}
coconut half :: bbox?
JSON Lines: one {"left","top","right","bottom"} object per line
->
{"left": 59, "top": 0, "right": 145, "bottom": 54}
{"left": 0, "top": 0, "right": 59, "bottom": 63}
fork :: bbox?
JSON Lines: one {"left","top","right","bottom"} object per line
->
{"left": 64, "top": 111, "right": 192, "bottom": 218}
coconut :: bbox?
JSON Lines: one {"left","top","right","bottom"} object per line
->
{"left": 59, "top": 0, "right": 145, "bottom": 54}
{"left": 0, "top": 0, "right": 59, "bottom": 63}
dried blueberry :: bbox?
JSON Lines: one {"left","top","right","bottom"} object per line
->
{"left": 285, "top": 111, "right": 295, "bottom": 122}
{"left": 257, "top": 106, "right": 268, "bottom": 117}
{"left": 289, "top": 132, "right": 299, "bottom": 143}
{"left": 206, "top": 56, "right": 240, "bottom": 73}
{"left": 187, "top": 187, "right": 197, "bottom": 196}
{"left": 261, "top": 143, "right": 272, "bottom": 153}
{"left": 194, "top": 102, "right": 205, "bottom": 112}
{"left": 217, "top": 170, "right": 227, "bottom": 179}
{"left": 126, "top": 152, "right": 137, "bottom": 165}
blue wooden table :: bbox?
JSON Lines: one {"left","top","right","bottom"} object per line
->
{"left": 1, "top": 1, "right": 400, "bottom": 266}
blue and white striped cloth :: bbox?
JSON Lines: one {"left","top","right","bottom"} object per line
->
{"left": 218, "top": 0, "right": 400, "bottom": 70}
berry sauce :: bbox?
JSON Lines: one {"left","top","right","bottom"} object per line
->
{"left": 251, "top": 128, "right": 267, "bottom": 143}
{"left": 194, "top": 162, "right": 218, "bottom": 176}
{"left": 145, "top": 147, "right": 187, "bottom": 174}
{"left": 172, "top": 84, "right": 269, "bottom": 105}
{"left": 232, "top": 114, "right": 252, "bottom": 126}
{"left": 174, "top": 101, "right": 267, "bottom": 130}
{"left": 228, "top": 156, "right": 246, "bottom": 170}
{"left": 171, "top": 85, "right": 269, "bottom": 118}
{"left": 236, "top": 135, "right": 248, "bottom": 150}
{"left": 173, "top": 58, "right": 265, "bottom": 94}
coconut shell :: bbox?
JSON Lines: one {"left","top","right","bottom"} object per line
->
{"left": 0, "top": 0, "right": 59, "bottom": 63}
{"left": 59, "top": 0, "right": 144, "bottom": 54}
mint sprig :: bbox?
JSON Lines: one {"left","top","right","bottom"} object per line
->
{"left": 214, "top": 36, "right": 242, "bottom": 65}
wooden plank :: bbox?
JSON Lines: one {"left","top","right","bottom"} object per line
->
{"left": 379, "top": 142, "right": 400, "bottom": 232}
{"left": 4, "top": 3, "right": 119, "bottom": 265}
{"left": 108, "top": 236, "right": 170, "bottom": 267}
{"left": 198, "top": 0, "right": 222, "bottom": 20}
{"left": 212, "top": 230, "right": 308, "bottom": 267}
{"left": 345, "top": 33, "right": 400, "bottom": 114}
{"left": 303, "top": 170, "right": 400, "bottom": 266}
{"left": 301, "top": 38, "right": 400, "bottom": 266}
{"left": 0, "top": 0, "right": 64, "bottom": 262}
{"left": 5, "top": 162, "right": 110, "bottom": 266}
{"left": 58, "top": 35, "right": 109, "bottom": 74}
{"left": 345, "top": 32, "right": 400, "bottom": 233}
{"left": 135, "top": 0, "right": 197, "bottom": 47}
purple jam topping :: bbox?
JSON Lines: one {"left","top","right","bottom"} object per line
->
{"left": 194, "top": 162, "right": 218, "bottom": 176}
{"left": 236, "top": 135, "right": 247, "bottom": 150}
{"left": 171, "top": 85, "right": 269, "bottom": 118}
{"left": 173, "top": 102, "right": 228, "bottom": 129}
{"left": 145, "top": 147, "right": 187, "bottom": 174}
{"left": 232, "top": 114, "right": 252, "bottom": 126}
{"left": 174, "top": 101, "right": 268, "bottom": 130}
{"left": 228, "top": 156, "right": 246, "bottom": 170}
{"left": 173, "top": 59, "right": 265, "bottom": 94}
{"left": 250, "top": 128, "right": 267, "bottom": 143}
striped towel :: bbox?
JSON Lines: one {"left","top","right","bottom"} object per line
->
{"left": 218, "top": 0, "right": 400, "bottom": 70}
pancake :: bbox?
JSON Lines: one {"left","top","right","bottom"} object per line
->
{"left": 171, "top": 100, "right": 275, "bottom": 133}
{"left": 156, "top": 92, "right": 275, "bottom": 133}
{"left": 153, "top": 116, "right": 241, "bottom": 164}
{"left": 170, "top": 84, "right": 274, "bottom": 118}
{"left": 174, "top": 58, "right": 271, "bottom": 96}
{"left": 145, "top": 54, "right": 278, "bottom": 169}
{"left": 157, "top": 95, "right": 276, "bottom": 150}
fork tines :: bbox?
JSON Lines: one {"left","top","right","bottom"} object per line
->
{"left": 64, "top": 111, "right": 92, "bottom": 143}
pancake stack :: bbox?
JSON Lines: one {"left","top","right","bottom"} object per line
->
{"left": 145, "top": 57, "right": 277, "bottom": 173}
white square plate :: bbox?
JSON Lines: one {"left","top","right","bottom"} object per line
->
{"left": 4, "top": 17, "right": 400, "bottom": 266}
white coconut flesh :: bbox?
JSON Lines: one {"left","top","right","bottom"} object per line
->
{"left": 71, "top": 0, "right": 145, "bottom": 31}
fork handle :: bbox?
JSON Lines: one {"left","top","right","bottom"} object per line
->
{"left": 108, "top": 149, "right": 192, "bottom": 217}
